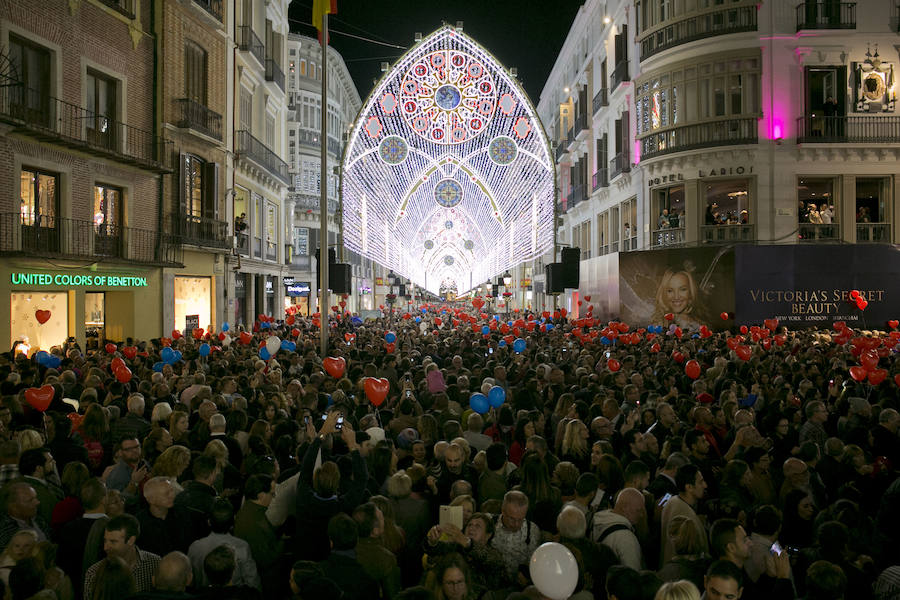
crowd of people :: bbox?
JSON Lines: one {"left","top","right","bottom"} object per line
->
{"left": 0, "top": 305, "right": 899, "bottom": 600}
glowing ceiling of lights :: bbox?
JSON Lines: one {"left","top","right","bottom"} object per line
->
{"left": 341, "top": 26, "right": 555, "bottom": 295}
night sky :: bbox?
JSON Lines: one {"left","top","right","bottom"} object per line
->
{"left": 287, "top": 0, "right": 583, "bottom": 104}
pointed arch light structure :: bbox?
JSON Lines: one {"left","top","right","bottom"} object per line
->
{"left": 342, "top": 26, "right": 555, "bottom": 295}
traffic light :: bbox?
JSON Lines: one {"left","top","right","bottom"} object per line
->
{"left": 315, "top": 247, "right": 336, "bottom": 286}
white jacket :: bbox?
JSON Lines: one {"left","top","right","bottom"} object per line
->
{"left": 591, "top": 509, "right": 644, "bottom": 570}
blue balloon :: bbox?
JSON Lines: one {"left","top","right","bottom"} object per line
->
{"left": 415, "top": 317, "right": 421, "bottom": 323}
{"left": 173, "top": 350, "right": 183, "bottom": 363}
{"left": 470, "top": 393, "right": 489, "bottom": 414}
{"left": 488, "top": 385, "right": 506, "bottom": 408}
{"left": 222, "top": 322, "right": 230, "bottom": 332}
{"left": 513, "top": 338, "right": 526, "bottom": 354}
{"left": 198, "top": 343, "right": 211, "bottom": 357}
{"left": 152, "top": 362, "right": 165, "bottom": 372}
{"left": 498, "top": 339, "right": 507, "bottom": 348}
{"left": 691, "top": 333, "right": 700, "bottom": 339}
{"left": 259, "top": 347, "right": 271, "bottom": 360}
{"left": 287, "top": 341, "right": 296, "bottom": 351}
{"left": 280, "top": 339, "right": 293, "bottom": 351}
{"left": 161, "top": 347, "right": 175, "bottom": 363}
{"left": 385, "top": 331, "right": 396, "bottom": 343}
{"left": 34, "top": 351, "right": 50, "bottom": 366}
{"left": 481, "top": 325, "right": 490, "bottom": 335}
{"left": 260, "top": 321, "right": 270, "bottom": 329}
{"left": 545, "top": 323, "right": 554, "bottom": 331}
{"left": 600, "top": 336, "right": 611, "bottom": 345}
{"left": 421, "top": 308, "right": 427, "bottom": 313}
{"left": 494, "top": 315, "right": 500, "bottom": 321}
{"left": 46, "top": 355, "right": 61, "bottom": 368}
{"left": 351, "top": 316, "right": 363, "bottom": 325}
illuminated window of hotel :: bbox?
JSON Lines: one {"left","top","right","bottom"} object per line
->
{"left": 93, "top": 184, "right": 121, "bottom": 232}
{"left": 20, "top": 168, "right": 58, "bottom": 227}
{"left": 705, "top": 178, "right": 750, "bottom": 225}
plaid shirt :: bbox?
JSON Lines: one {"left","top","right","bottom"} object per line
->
{"left": 0, "top": 464, "right": 20, "bottom": 488}
{"left": 84, "top": 548, "right": 160, "bottom": 599}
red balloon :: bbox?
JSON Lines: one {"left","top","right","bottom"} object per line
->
{"left": 218, "top": 332, "right": 226, "bottom": 341}
{"left": 435, "top": 318, "right": 442, "bottom": 326}
{"left": 67, "top": 412, "right": 84, "bottom": 429}
{"left": 115, "top": 366, "right": 132, "bottom": 383}
{"left": 292, "top": 328, "right": 301, "bottom": 337}
{"left": 172, "top": 330, "right": 182, "bottom": 340}
{"left": 607, "top": 358, "right": 621, "bottom": 372}
{"left": 720, "top": 312, "right": 729, "bottom": 321}
{"left": 674, "top": 327, "right": 683, "bottom": 339}
{"left": 735, "top": 345, "right": 752, "bottom": 361}
{"left": 24, "top": 385, "right": 54, "bottom": 412}
{"left": 868, "top": 369, "right": 888, "bottom": 386}
{"left": 889, "top": 320, "right": 899, "bottom": 329}
{"left": 111, "top": 357, "right": 126, "bottom": 373}
{"left": 856, "top": 297, "right": 868, "bottom": 311}
{"left": 650, "top": 342, "right": 661, "bottom": 353}
{"left": 323, "top": 356, "right": 346, "bottom": 379}
{"left": 685, "top": 359, "right": 701, "bottom": 380}
{"left": 849, "top": 289, "right": 860, "bottom": 300}
{"left": 364, "top": 377, "right": 390, "bottom": 406}
{"left": 384, "top": 342, "right": 395, "bottom": 353}
{"left": 761, "top": 338, "right": 772, "bottom": 350}
{"left": 35, "top": 309, "right": 51, "bottom": 324}
{"left": 122, "top": 346, "right": 137, "bottom": 360}
{"left": 860, "top": 349, "right": 879, "bottom": 372}
{"left": 239, "top": 331, "right": 252, "bottom": 345}
{"left": 192, "top": 328, "right": 204, "bottom": 340}
{"left": 105, "top": 343, "right": 117, "bottom": 354}
{"left": 472, "top": 298, "right": 485, "bottom": 310}
{"left": 339, "top": 301, "right": 346, "bottom": 309}
{"left": 344, "top": 333, "right": 356, "bottom": 343}
{"left": 584, "top": 295, "right": 591, "bottom": 302}
{"left": 559, "top": 308, "right": 568, "bottom": 318}
{"left": 664, "top": 313, "right": 674, "bottom": 321}
{"left": 849, "top": 365, "right": 867, "bottom": 382}
{"left": 286, "top": 315, "right": 296, "bottom": 325}
{"left": 671, "top": 351, "right": 685, "bottom": 364}
{"left": 739, "top": 325, "right": 748, "bottom": 335}
{"left": 895, "top": 374, "right": 900, "bottom": 388}
{"left": 764, "top": 319, "right": 779, "bottom": 331}
{"left": 542, "top": 311, "right": 550, "bottom": 319}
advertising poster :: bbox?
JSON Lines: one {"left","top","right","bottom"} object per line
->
{"left": 619, "top": 247, "right": 736, "bottom": 330}
{"left": 735, "top": 245, "right": 900, "bottom": 328}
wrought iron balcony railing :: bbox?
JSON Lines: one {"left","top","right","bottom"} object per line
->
{"left": 652, "top": 227, "right": 685, "bottom": 247}
{"left": 0, "top": 212, "right": 182, "bottom": 265}
{"left": 701, "top": 224, "right": 756, "bottom": 243}
{"left": 640, "top": 118, "right": 758, "bottom": 160}
{"left": 192, "top": 0, "right": 223, "bottom": 21}
{"left": 0, "top": 85, "right": 172, "bottom": 172}
{"left": 572, "top": 111, "right": 588, "bottom": 137}
{"left": 611, "top": 60, "right": 630, "bottom": 91}
{"left": 566, "top": 184, "right": 586, "bottom": 211}
{"left": 235, "top": 130, "right": 290, "bottom": 184}
{"left": 176, "top": 98, "right": 222, "bottom": 141}
{"left": 640, "top": 5, "right": 757, "bottom": 61}
{"left": 796, "top": 115, "right": 900, "bottom": 143}
{"left": 237, "top": 26, "right": 266, "bottom": 66}
{"left": 796, "top": 1, "right": 855, "bottom": 30}
{"left": 592, "top": 168, "right": 609, "bottom": 191}
{"left": 166, "top": 213, "right": 229, "bottom": 249}
{"left": 856, "top": 223, "right": 891, "bottom": 243}
{"left": 265, "top": 58, "right": 285, "bottom": 91}
{"left": 609, "top": 151, "right": 631, "bottom": 179}
{"left": 798, "top": 223, "right": 840, "bottom": 241}
{"left": 593, "top": 88, "right": 609, "bottom": 114}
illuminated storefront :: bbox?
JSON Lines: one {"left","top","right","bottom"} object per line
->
{"left": 174, "top": 276, "right": 212, "bottom": 334}
{"left": 3, "top": 265, "right": 162, "bottom": 354}
{"left": 283, "top": 277, "right": 310, "bottom": 315}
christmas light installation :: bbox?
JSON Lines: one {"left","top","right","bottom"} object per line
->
{"left": 342, "top": 25, "right": 555, "bottom": 295}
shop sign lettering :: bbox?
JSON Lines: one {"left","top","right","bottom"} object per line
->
{"left": 698, "top": 166, "right": 753, "bottom": 178}
{"left": 10, "top": 272, "right": 148, "bottom": 287}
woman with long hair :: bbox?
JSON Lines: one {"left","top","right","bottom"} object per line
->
{"left": 780, "top": 489, "right": 817, "bottom": 550}
{"left": 514, "top": 452, "right": 562, "bottom": 532}
{"left": 78, "top": 404, "right": 109, "bottom": 474}
{"left": 560, "top": 419, "right": 590, "bottom": 472}
{"left": 90, "top": 556, "right": 134, "bottom": 600}
{"left": 168, "top": 411, "right": 190, "bottom": 446}
{"left": 650, "top": 268, "right": 705, "bottom": 330}
{"left": 657, "top": 515, "right": 709, "bottom": 591}
{"left": 50, "top": 461, "right": 90, "bottom": 532}
{"left": 424, "top": 553, "right": 477, "bottom": 600}
{"left": 141, "top": 425, "right": 173, "bottom": 467}
{"left": 0, "top": 530, "right": 37, "bottom": 588}
{"left": 151, "top": 445, "right": 191, "bottom": 491}
{"left": 508, "top": 416, "right": 534, "bottom": 467}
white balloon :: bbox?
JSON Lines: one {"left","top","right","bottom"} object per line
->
{"left": 480, "top": 382, "right": 492, "bottom": 396}
{"left": 265, "top": 335, "right": 281, "bottom": 355}
{"left": 529, "top": 542, "right": 578, "bottom": 600}
{"left": 222, "top": 335, "right": 232, "bottom": 347}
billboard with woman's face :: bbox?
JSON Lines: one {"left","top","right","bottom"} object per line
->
{"left": 619, "top": 247, "right": 736, "bottom": 330}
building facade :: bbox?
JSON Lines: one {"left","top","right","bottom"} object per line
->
{"left": 0, "top": 0, "right": 178, "bottom": 353}
{"left": 285, "top": 33, "right": 365, "bottom": 316}
{"left": 538, "top": 0, "right": 900, "bottom": 315}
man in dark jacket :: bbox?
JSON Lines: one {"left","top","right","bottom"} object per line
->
{"left": 318, "top": 513, "right": 377, "bottom": 600}
{"left": 175, "top": 455, "right": 219, "bottom": 516}
{"left": 295, "top": 412, "right": 368, "bottom": 561}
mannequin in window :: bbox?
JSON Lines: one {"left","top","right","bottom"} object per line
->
{"left": 235, "top": 213, "right": 248, "bottom": 234}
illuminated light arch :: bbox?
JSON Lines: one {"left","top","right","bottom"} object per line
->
{"left": 342, "top": 25, "right": 555, "bottom": 294}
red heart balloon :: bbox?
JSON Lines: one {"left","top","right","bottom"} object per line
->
{"left": 650, "top": 342, "right": 661, "bottom": 353}
{"left": 560, "top": 308, "right": 568, "bottom": 318}
{"left": 339, "top": 301, "right": 346, "bottom": 308}
{"left": 849, "top": 365, "right": 867, "bottom": 382}
{"left": 671, "top": 351, "right": 685, "bottom": 364}
{"left": 115, "top": 366, "right": 132, "bottom": 383}
{"left": 472, "top": 298, "right": 484, "bottom": 310}
{"left": 889, "top": 320, "right": 899, "bottom": 329}
{"left": 720, "top": 312, "right": 729, "bottom": 321}
{"left": 172, "top": 330, "right": 182, "bottom": 340}
{"left": 192, "top": 328, "right": 204, "bottom": 340}
{"left": 740, "top": 325, "right": 748, "bottom": 334}
{"left": 584, "top": 295, "right": 591, "bottom": 302}
{"left": 344, "top": 333, "right": 356, "bottom": 343}
{"left": 67, "top": 412, "right": 84, "bottom": 429}
{"left": 25, "top": 385, "right": 54, "bottom": 412}
{"left": 849, "top": 289, "right": 860, "bottom": 300}
{"left": 435, "top": 317, "right": 442, "bottom": 326}
{"left": 764, "top": 319, "right": 779, "bottom": 331}
{"left": 239, "top": 331, "right": 252, "bottom": 345}
{"left": 674, "top": 327, "right": 683, "bottom": 339}
{"left": 895, "top": 374, "right": 900, "bottom": 388}
{"left": 607, "top": 358, "right": 621, "bottom": 372}
{"left": 323, "top": 356, "right": 346, "bottom": 379}
{"left": 867, "top": 369, "right": 888, "bottom": 386}
{"left": 664, "top": 313, "right": 674, "bottom": 321}
{"left": 292, "top": 328, "right": 301, "bottom": 337}
{"left": 364, "top": 377, "right": 390, "bottom": 407}
{"left": 122, "top": 346, "right": 137, "bottom": 360}
{"left": 286, "top": 315, "right": 296, "bottom": 325}
{"left": 35, "top": 310, "right": 51, "bottom": 324}
{"left": 384, "top": 342, "right": 395, "bottom": 353}
{"left": 735, "top": 345, "right": 752, "bottom": 361}
{"left": 105, "top": 343, "right": 117, "bottom": 354}
{"left": 857, "top": 298, "right": 869, "bottom": 310}
{"left": 860, "top": 349, "right": 879, "bottom": 372}
{"left": 111, "top": 357, "right": 126, "bottom": 373}
{"left": 761, "top": 338, "right": 772, "bottom": 350}
{"left": 685, "top": 359, "right": 701, "bottom": 380}
{"left": 160, "top": 337, "right": 172, "bottom": 347}
{"left": 218, "top": 332, "right": 226, "bottom": 341}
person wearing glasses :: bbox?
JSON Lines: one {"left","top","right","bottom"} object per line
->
{"left": 105, "top": 437, "right": 150, "bottom": 502}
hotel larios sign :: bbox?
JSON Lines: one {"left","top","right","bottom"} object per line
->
{"left": 10, "top": 272, "right": 149, "bottom": 287}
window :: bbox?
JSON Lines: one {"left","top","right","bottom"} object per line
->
{"left": 182, "top": 155, "right": 204, "bottom": 218}
{"left": 9, "top": 34, "right": 51, "bottom": 124}
{"left": 86, "top": 69, "right": 117, "bottom": 149}
{"left": 653, "top": 185, "right": 685, "bottom": 230}
{"left": 310, "top": 62, "right": 316, "bottom": 80}
{"left": 266, "top": 114, "right": 275, "bottom": 148}
{"left": 93, "top": 184, "right": 121, "bottom": 232}
{"left": 185, "top": 41, "right": 208, "bottom": 105}
{"left": 98, "top": 0, "right": 134, "bottom": 18}
{"left": 856, "top": 178, "right": 888, "bottom": 223}
{"left": 20, "top": 168, "right": 58, "bottom": 227}
{"left": 622, "top": 197, "right": 638, "bottom": 250}
{"left": 234, "top": 186, "right": 249, "bottom": 250}
{"left": 240, "top": 87, "right": 252, "bottom": 131}
{"left": 704, "top": 178, "right": 750, "bottom": 225}
{"left": 300, "top": 59, "right": 307, "bottom": 76}
{"left": 265, "top": 201, "right": 277, "bottom": 258}
{"left": 597, "top": 211, "right": 609, "bottom": 255}
{"left": 580, "top": 219, "right": 592, "bottom": 259}
{"left": 797, "top": 177, "right": 838, "bottom": 240}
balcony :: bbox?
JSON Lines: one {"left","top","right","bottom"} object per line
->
{"left": 639, "top": 118, "right": 757, "bottom": 160}
{"left": 237, "top": 26, "right": 266, "bottom": 66}
{"left": 0, "top": 213, "right": 182, "bottom": 265}
{"left": 567, "top": 184, "right": 586, "bottom": 211}
{"left": 572, "top": 112, "right": 588, "bottom": 138}
{"left": 593, "top": 88, "right": 609, "bottom": 114}
{"left": 652, "top": 227, "right": 685, "bottom": 247}
{"left": 265, "top": 58, "right": 285, "bottom": 92}
{"left": 266, "top": 241, "right": 277, "bottom": 261}
{"left": 0, "top": 85, "right": 172, "bottom": 173}
{"left": 166, "top": 213, "right": 229, "bottom": 249}
{"left": 609, "top": 152, "right": 631, "bottom": 179}
{"left": 701, "top": 224, "right": 756, "bottom": 243}
{"left": 856, "top": 223, "right": 891, "bottom": 243}
{"left": 622, "top": 236, "right": 638, "bottom": 251}
{"left": 236, "top": 232, "right": 250, "bottom": 256}
{"left": 289, "top": 192, "right": 338, "bottom": 214}
{"left": 555, "top": 141, "right": 568, "bottom": 162}
{"left": 235, "top": 130, "right": 290, "bottom": 184}
{"left": 798, "top": 223, "right": 840, "bottom": 241}
{"left": 191, "top": 0, "right": 223, "bottom": 21}
{"left": 796, "top": 115, "right": 900, "bottom": 143}
{"left": 327, "top": 136, "right": 342, "bottom": 157}
{"left": 796, "top": 2, "right": 855, "bottom": 30}
{"left": 592, "top": 168, "right": 609, "bottom": 191}
{"left": 611, "top": 60, "right": 630, "bottom": 91}
{"left": 640, "top": 5, "right": 758, "bottom": 61}
{"left": 175, "top": 98, "right": 222, "bottom": 141}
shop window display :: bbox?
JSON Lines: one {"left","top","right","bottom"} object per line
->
{"left": 10, "top": 292, "right": 68, "bottom": 356}
{"left": 174, "top": 276, "right": 211, "bottom": 334}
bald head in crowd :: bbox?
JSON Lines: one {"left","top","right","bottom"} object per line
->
{"left": 154, "top": 551, "right": 192, "bottom": 592}
{"left": 557, "top": 505, "right": 587, "bottom": 540}
{"left": 613, "top": 488, "right": 646, "bottom": 525}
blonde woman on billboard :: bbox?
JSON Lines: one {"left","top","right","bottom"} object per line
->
{"left": 651, "top": 269, "right": 704, "bottom": 330}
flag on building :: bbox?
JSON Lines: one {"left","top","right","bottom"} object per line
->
{"left": 313, "top": 0, "right": 337, "bottom": 42}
